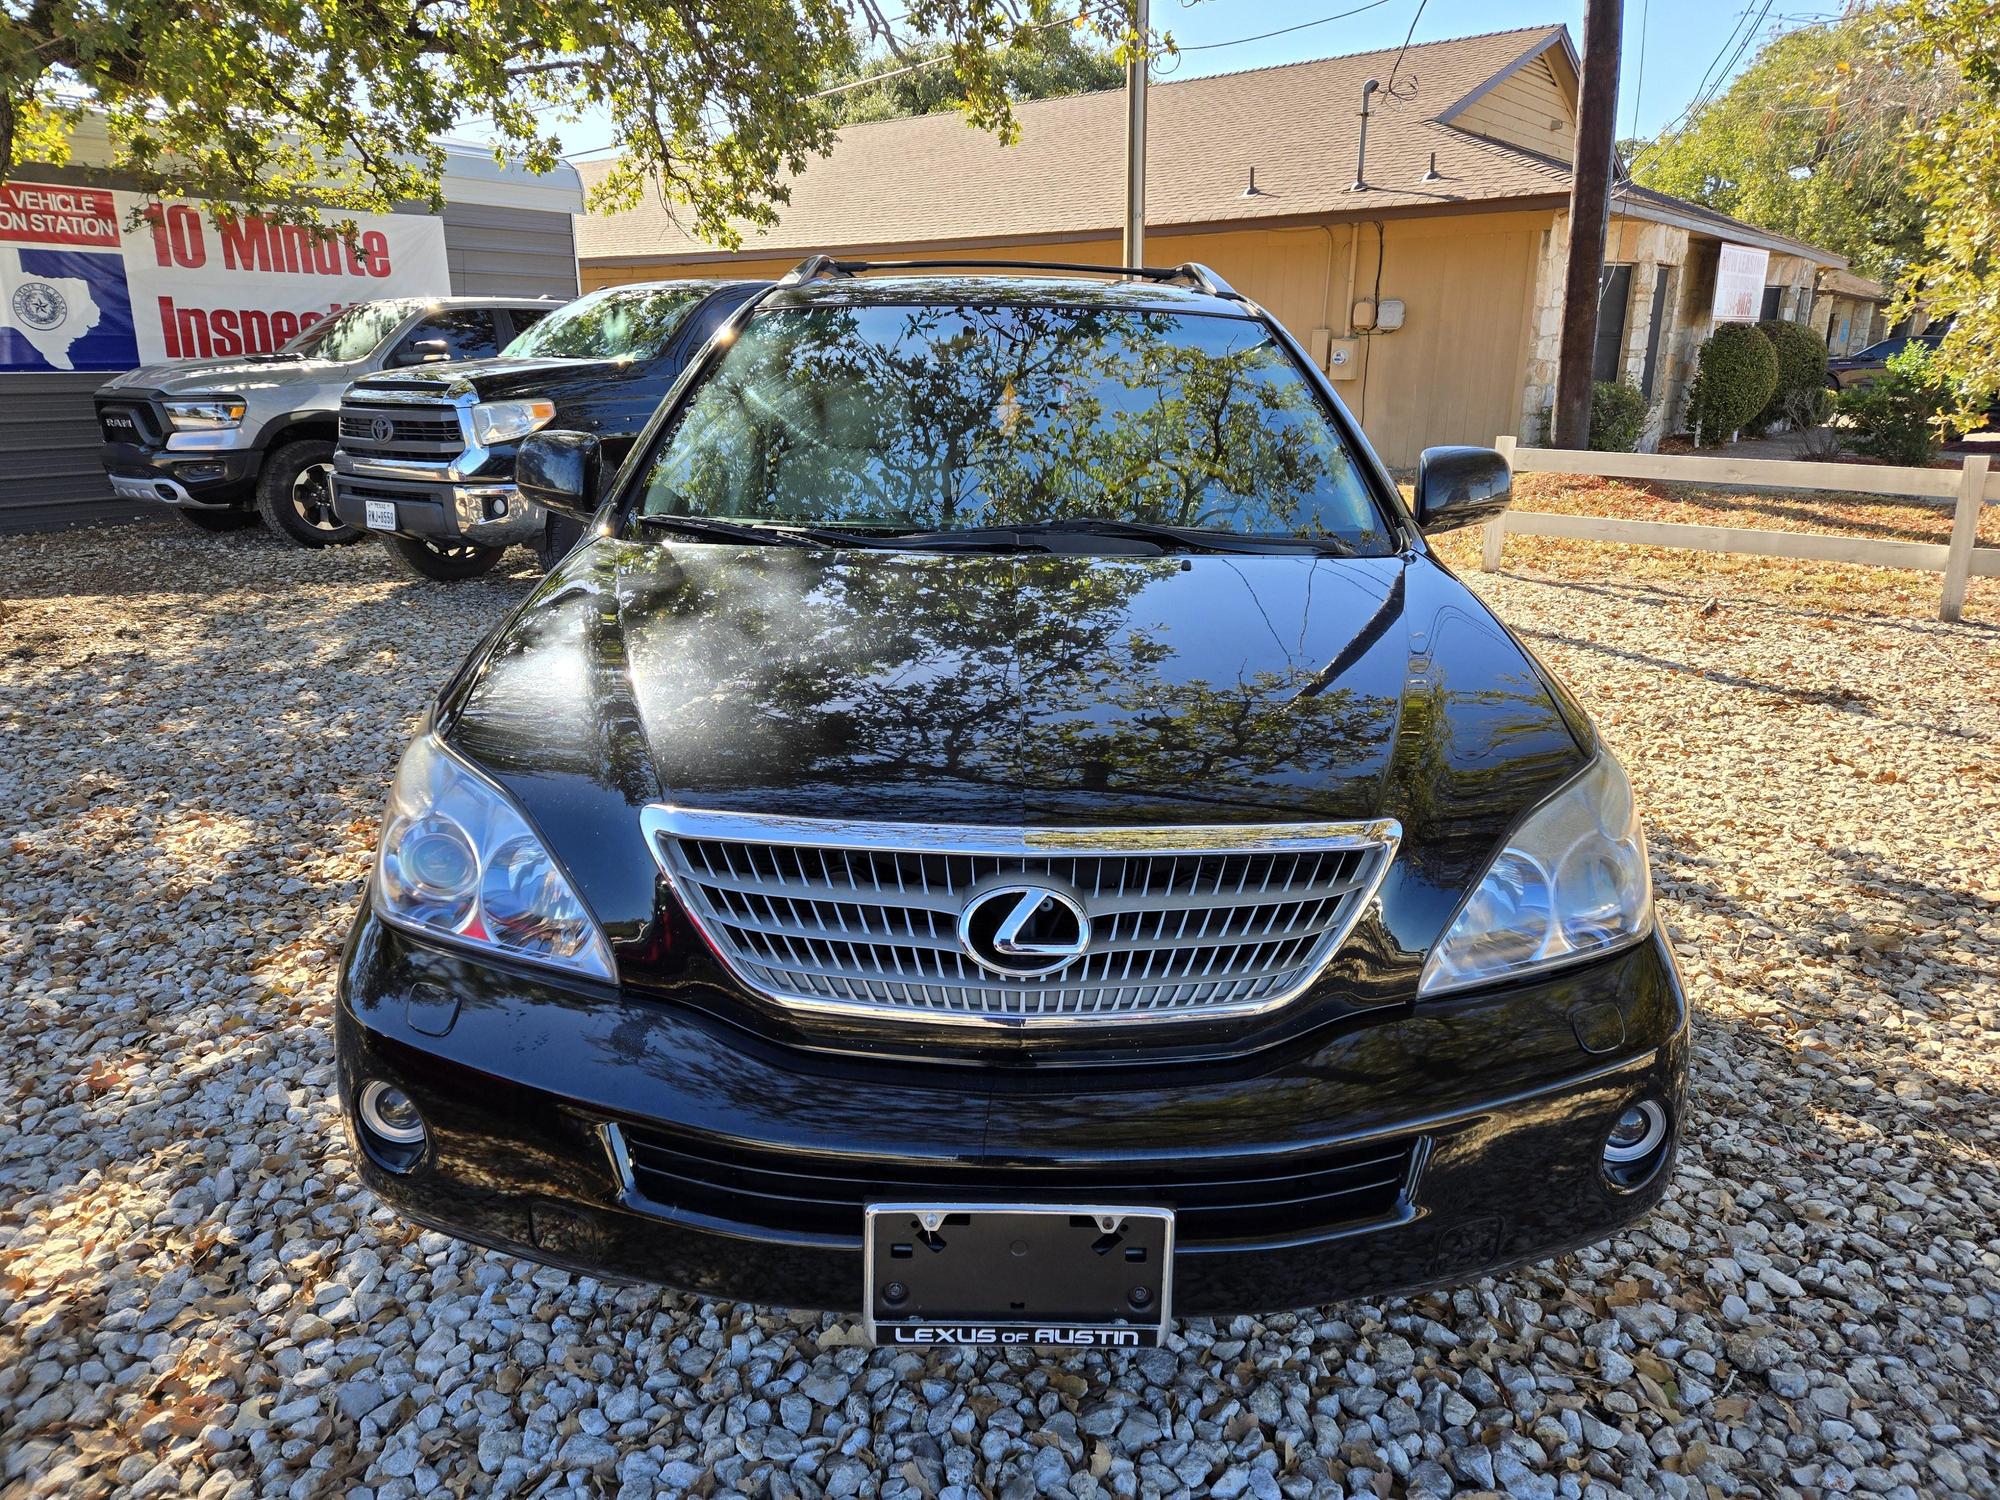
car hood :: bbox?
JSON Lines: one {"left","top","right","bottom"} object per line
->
{"left": 352, "top": 354, "right": 622, "bottom": 400}
{"left": 99, "top": 356, "right": 351, "bottom": 394}
{"left": 440, "top": 539, "right": 1591, "bottom": 962}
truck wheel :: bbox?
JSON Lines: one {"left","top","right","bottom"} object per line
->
{"left": 536, "top": 514, "right": 587, "bottom": 572}
{"left": 256, "top": 440, "right": 359, "bottom": 548}
{"left": 178, "top": 508, "right": 257, "bottom": 533}
{"left": 384, "top": 535, "right": 507, "bottom": 581}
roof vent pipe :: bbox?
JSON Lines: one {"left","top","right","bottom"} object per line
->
{"left": 1351, "top": 78, "right": 1381, "bottom": 192}
{"left": 1422, "top": 151, "right": 1441, "bottom": 182}
{"left": 1243, "top": 166, "right": 1264, "bottom": 197}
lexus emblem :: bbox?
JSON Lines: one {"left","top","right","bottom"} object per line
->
{"left": 369, "top": 416, "right": 395, "bottom": 443}
{"left": 957, "top": 883, "right": 1091, "bottom": 978}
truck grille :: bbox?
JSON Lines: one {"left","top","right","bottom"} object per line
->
{"left": 608, "top": 1121, "right": 1421, "bottom": 1246}
{"left": 338, "top": 400, "right": 464, "bottom": 464}
{"left": 642, "top": 808, "right": 1399, "bottom": 1026}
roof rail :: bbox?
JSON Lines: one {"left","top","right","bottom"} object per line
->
{"left": 777, "top": 257, "right": 1241, "bottom": 300}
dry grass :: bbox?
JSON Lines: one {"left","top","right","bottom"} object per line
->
{"left": 1421, "top": 474, "right": 2000, "bottom": 623}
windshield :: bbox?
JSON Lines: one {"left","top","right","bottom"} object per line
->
{"left": 504, "top": 286, "right": 712, "bottom": 361}
{"left": 633, "top": 303, "right": 1392, "bottom": 552}
{"left": 284, "top": 301, "right": 418, "bottom": 361}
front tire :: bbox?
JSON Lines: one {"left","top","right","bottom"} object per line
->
{"left": 256, "top": 440, "right": 359, "bottom": 547}
{"left": 535, "top": 513, "right": 587, "bottom": 572}
{"left": 384, "top": 535, "right": 507, "bottom": 581}
{"left": 177, "top": 507, "right": 258, "bottom": 533}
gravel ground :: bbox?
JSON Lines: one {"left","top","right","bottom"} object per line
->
{"left": 2, "top": 519, "right": 1997, "bottom": 1500}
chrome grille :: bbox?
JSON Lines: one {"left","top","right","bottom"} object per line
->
{"left": 338, "top": 400, "right": 464, "bottom": 464}
{"left": 643, "top": 808, "right": 1399, "bottom": 1026}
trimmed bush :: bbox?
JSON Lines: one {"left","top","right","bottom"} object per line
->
{"left": 1588, "top": 381, "right": 1648, "bottom": 451}
{"left": 1685, "top": 323, "right": 1778, "bottom": 444}
{"left": 1835, "top": 344, "right": 1957, "bottom": 466}
{"left": 1753, "top": 318, "right": 1831, "bottom": 432}
{"left": 1529, "top": 381, "right": 1650, "bottom": 451}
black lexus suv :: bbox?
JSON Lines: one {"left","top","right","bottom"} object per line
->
{"left": 329, "top": 280, "right": 762, "bottom": 580}
{"left": 337, "top": 258, "right": 1688, "bottom": 1348}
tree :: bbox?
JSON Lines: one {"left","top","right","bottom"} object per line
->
{"left": 1630, "top": 16, "right": 1953, "bottom": 278}
{"left": 0, "top": 0, "right": 1132, "bottom": 242}
{"left": 1881, "top": 0, "right": 2000, "bottom": 403}
{"left": 825, "top": 22, "right": 1124, "bottom": 126}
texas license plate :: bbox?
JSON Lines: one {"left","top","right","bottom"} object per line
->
{"left": 864, "top": 1203, "right": 1173, "bottom": 1348}
{"left": 363, "top": 500, "right": 397, "bottom": 531}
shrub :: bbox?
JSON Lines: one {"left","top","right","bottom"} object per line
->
{"left": 1753, "top": 318, "right": 1831, "bottom": 432}
{"left": 1529, "top": 381, "right": 1649, "bottom": 451}
{"left": 1588, "top": 381, "right": 1648, "bottom": 451}
{"left": 1685, "top": 323, "right": 1778, "bottom": 444}
{"left": 1835, "top": 344, "right": 1958, "bottom": 466}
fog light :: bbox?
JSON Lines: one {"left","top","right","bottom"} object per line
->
{"left": 1603, "top": 1100, "right": 1667, "bottom": 1164}
{"left": 355, "top": 1080, "right": 429, "bottom": 1174}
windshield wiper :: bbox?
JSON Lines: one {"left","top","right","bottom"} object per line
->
{"left": 1023, "top": 517, "right": 1356, "bottom": 556}
{"left": 634, "top": 514, "right": 814, "bottom": 547}
{"left": 776, "top": 525, "right": 1054, "bottom": 553}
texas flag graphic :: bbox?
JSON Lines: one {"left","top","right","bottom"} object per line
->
{"left": 0, "top": 246, "right": 138, "bottom": 372}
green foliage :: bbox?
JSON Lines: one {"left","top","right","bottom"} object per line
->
{"left": 823, "top": 23, "right": 1123, "bottom": 126}
{"left": 1834, "top": 344, "right": 1958, "bottom": 466}
{"left": 1630, "top": 18, "right": 1947, "bottom": 278}
{"left": 1882, "top": 0, "right": 2000, "bottom": 409}
{"left": 1752, "top": 318, "right": 1831, "bottom": 431}
{"left": 0, "top": 0, "right": 1133, "bottom": 242}
{"left": 1685, "top": 324, "right": 1779, "bottom": 444}
{"left": 1588, "top": 382, "right": 1648, "bottom": 452}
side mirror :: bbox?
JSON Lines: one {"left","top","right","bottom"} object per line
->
{"left": 516, "top": 430, "right": 602, "bottom": 522}
{"left": 1414, "top": 445, "right": 1512, "bottom": 533}
{"left": 392, "top": 338, "right": 452, "bottom": 367}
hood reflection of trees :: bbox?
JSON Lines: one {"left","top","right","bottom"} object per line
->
{"left": 613, "top": 548, "right": 1399, "bottom": 803}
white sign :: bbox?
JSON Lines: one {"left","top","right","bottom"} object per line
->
{"left": 1712, "top": 243, "right": 1770, "bottom": 324}
{"left": 0, "top": 180, "right": 450, "bottom": 372}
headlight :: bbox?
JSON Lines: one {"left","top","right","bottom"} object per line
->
{"left": 1418, "top": 753, "right": 1652, "bottom": 995}
{"left": 469, "top": 399, "right": 556, "bottom": 446}
{"left": 164, "top": 397, "right": 246, "bottom": 430}
{"left": 374, "top": 734, "right": 614, "bottom": 980}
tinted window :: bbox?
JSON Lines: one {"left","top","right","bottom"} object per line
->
{"left": 503, "top": 286, "right": 715, "bottom": 361}
{"left": 1855, "top": 338, "right": 1907, "bottom": 360}
{"left": 635, "top": 304, "right": 1390, "bottom": 552}
{"left": 506, "top": 307, "right": 553, "bottom": 341}
{"left": 284, "top": 300, "right": 421, "bottom": 361}
{"left": 395, "top": 309, "right": 499, "bottom": 363}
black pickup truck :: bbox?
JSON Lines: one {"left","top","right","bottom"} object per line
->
{"left": 329, "top": 280, "right": 763, "bottom": 579}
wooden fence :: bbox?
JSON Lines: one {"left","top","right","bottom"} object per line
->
{"left": 1480, "top": 437, "right": 1998, "bottom": 623}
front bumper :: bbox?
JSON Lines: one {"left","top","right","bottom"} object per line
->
{"left": 102, "top": 442, "right": 258, "bottom": 507}
{"left": 336, "top": 917, "right": 1689, "bottom": 1317}
{"left": 331, "top": 464, "right": 545, "bottom": 547}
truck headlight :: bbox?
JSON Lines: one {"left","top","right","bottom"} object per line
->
{"left": 1418, "top": 753, "right": 1653, "bottom": 995}
{"left": 374, "top": 734, "right": 614, "bottom": 981}
{"left": 164, "top": 397, "right": 247, "bottom": 430}
{"left": 469, "top": 399, "right": 556, "bottom": 446}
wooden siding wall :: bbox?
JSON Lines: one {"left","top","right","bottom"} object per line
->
{"left": 1, "top": 206, "right": 579, "bottom": 533}
{"left": 580, "top": 212, "right": 1544, "bottom": 469}
{"left": 1452, "top": 55, "right": 1577, "bottom": 163}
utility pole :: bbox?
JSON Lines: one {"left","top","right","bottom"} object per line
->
{"left": 1123, "top": 0, "right": 1149, "bottom": 266}
{"left": 1552, "top": 0, "right": 1622, "bottom": 449}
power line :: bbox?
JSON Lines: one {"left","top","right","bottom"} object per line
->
{"left": 1175, "top": 0, "right": 1392, "bottom": 52}
{"left": 1382, "top": 0, "right": 1430, "bottom": 98}
{"left": 1627, "top": 0, "right": 1649, "bottom": 143}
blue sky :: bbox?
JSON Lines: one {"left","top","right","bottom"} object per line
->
{"left": 530, "top": 0, "right": 1847, "bottom": 161}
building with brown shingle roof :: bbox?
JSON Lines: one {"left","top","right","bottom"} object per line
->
{"left": 575, "top": 25, "right": 1848, "bottom": 465}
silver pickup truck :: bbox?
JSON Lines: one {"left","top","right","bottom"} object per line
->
{"left": 92, "top": 297, "right": 557, "bottom": 547}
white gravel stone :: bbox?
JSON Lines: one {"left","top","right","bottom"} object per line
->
{"left": 2, "top": 524, "right": 1997, "bottom": 1498}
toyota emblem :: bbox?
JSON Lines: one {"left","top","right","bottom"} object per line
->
{"left": 957, "top": 882, "right": 1091, "bottom": 978}
{"left": 369, "top": 416, "right": 395, "bottom": 443}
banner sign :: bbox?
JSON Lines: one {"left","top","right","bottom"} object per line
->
{"left": 0, "top": 181, "right": 450, "bottom": 374}
{"left": 1711, "top": 243, "right": 1770, "bottom": 324}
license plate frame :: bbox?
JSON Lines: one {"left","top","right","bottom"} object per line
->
{"left": 363, "top": 499, "right": 398, "bottom": 531}
{"left": 863, "top": 1202, "right": 1173, "bottom": 1349}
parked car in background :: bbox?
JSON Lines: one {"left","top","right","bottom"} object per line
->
{"left": 1827, "top": 332, "right": 1943, "bottom": 392}
{"left": 330, "top": 280, "right": 764, "bottom": 580}
{"left": 93, "top": 297, "right": 557, "bottom": 547}
{"left": 337, "top": 259, "right": 1687, "bottom": 1346}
